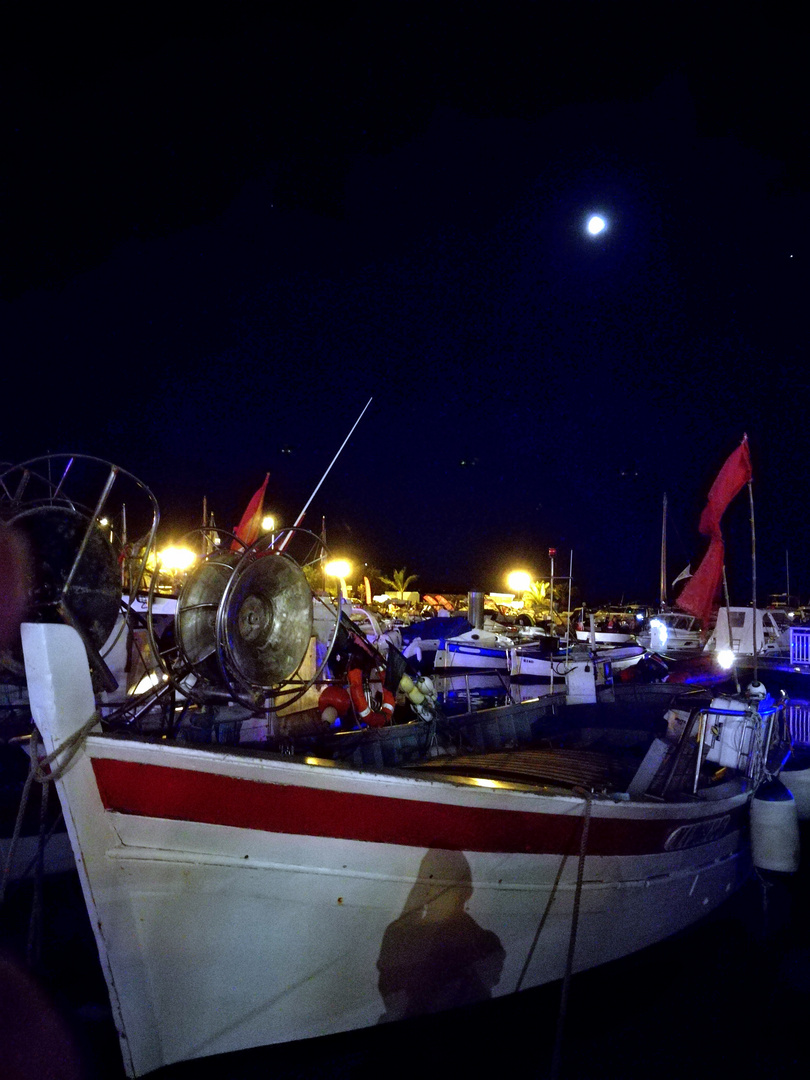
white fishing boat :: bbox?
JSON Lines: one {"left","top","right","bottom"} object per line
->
{"left": 23, "top": 620, "right": 794, "bottom": 1078}
{"left": 432, "top": 626, "right": 517, "bottom": 671}
{"left": 408, "top": 614, "right": 556, "bottom": 675}
{"left": 4, "top": 451, "right": 803, "bottom": 1079}
{"left": 510, "top": 640, "right": 650, "bottom": 683}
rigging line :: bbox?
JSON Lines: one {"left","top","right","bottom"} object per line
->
{"left": 277, "top": 397, "right": 373, "bottom": 553}
{"left": 551, "top": 791, "right": 593, "bottom": 1080}
{"left": 514, "top": 814, "right": 580, "bottom": 993}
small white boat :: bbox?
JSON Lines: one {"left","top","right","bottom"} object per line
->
{"left": 637, "top": 611, "right": 704, "bottom": 657}
{"left": 511, "top": 641, "right": 649, "bottom": 682}
{"left": 574, "top": 608, "right": 644, "bottom": 646}
{"left": 433, "top": 627, "right": 517, "bottom": 671}
{"left": 698, "top": 606, "right": 810, "bottom": 699}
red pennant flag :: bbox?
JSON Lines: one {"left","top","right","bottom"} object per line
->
{"left": 675, "top": 437, "right": 752, "bottom": 627}
{"left": 231, "top": 473, "right": 270, "bottom": 550}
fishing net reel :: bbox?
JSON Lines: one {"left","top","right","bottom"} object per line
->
{"left": 152, "top": 527, "right": 345, "bottom": 715}
{"left": 0, "top": 453, "right": 159, "bottom": 695}
{"left": 0, "top": 453, "right": 378, "bottom": 734}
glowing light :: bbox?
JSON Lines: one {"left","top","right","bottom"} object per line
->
{"left": 325, "top": 559, "right": 351, "bottom": 580}
{"left": 650, "top": 617, "right": 668, "bottom": 649}
{"left": 261, "top": 515, "right": 275, "bottom": 533}
{"left": 717, "top": 649, "right": 736, "bottom": 670}
{"left": 587, "top": 215, "right": 607, "bottom": 235}
{"left": 130, "top": 671, "right": 168, "bottom": 695}
{"left": 157, "top": 546, "right": 197, "bottom": 573}
{"left": 507, "top": 571, "right": 532, "bottom": 593}
{"left": 470, "top": 777, "right": 503, "bottom": 789}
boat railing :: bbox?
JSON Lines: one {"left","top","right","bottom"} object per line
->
{"left": 790, "top": 626, "right": 810, "bottom": 665}
{"left": 655, "top": 698, "right": 784, "bottom": 799}
{"left": 786, "top": 699, "right": 810, "bottom": 745}
{"left": 690, "top": 699, "right": 785, "bottom": 793}
{"left": 449, "top": 669, "right": 515, "bottom": 713}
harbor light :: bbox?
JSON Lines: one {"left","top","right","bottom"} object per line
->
{"left": 261, "top": 515, "right": 275, "bottom": 534}
{"left": 586, "top": 214, "right": 607, "bottom": 235}
{"left": 325, "top": 559, "right": 352, "bottom": 599}
{"left": 716, "top": 649, "right": 736, "bottom": 671}
{"left": 157, "top": 546, "right": 197, "bottom": 573}
{"left": 507, "top": 571, "right": 532, "bottom": 594}
{"left": 325, "top": 559, "right": 351, "bottom": 581}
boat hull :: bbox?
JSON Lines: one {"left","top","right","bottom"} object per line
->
{"left": 23, "top": 624, "right": 754, "bottom": 1078}
{"left": 433, "top": 642, "right": 510, "bottom": 671}
{"left": 70, "top": 743, "right": 752, "bottom": 1077}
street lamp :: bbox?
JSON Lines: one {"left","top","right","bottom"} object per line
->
{"left": 153, "top": 545, "right": 197, "bottom": 594}
{"left": 157, "top": 546, "right": 197, "bottom": 573}
{"left": 325, "top": 559, "right": 352, "bottom": 601}
{"left": 507, "top": 570, "right": 532, "bottom": 594}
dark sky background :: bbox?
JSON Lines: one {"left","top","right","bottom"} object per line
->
{"left": 2, "top": 7, "right": 808, "bottom": 602}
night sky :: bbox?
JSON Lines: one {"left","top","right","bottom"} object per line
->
{"left": 3, "top": 8, "right": 807, "bottom": 603}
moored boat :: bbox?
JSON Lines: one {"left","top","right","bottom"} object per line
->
{"left": 23, "top": 616, "right": 793, "bottom": 1079}
{"left": 637, "top": 610, "right": 704, "bottom": 658}
{"left": 4, "top": 451, "right": 803, "bottom": 1078}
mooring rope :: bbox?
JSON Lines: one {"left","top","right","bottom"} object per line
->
{"left": 0, "top": 710, "right": 100, "bottom": 909}
{"left": 550, "top": 791, "right": 593, "bottom": 1080}
{"left": 515, "top": 851, "right": 570, "bottom": 994}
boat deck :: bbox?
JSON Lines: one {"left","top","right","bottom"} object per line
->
{"left": 409, "top": 746, "right": 639, "bottom": 792}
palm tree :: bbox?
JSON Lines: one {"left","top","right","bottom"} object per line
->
{"left": 522, "top": 580, "right": 548, "bottom": 611}
{"left": 521, "top": 579, "right": 571, "bottom": 627}
{"left": 380, "top": 567, "right": 418, "bottom": 599}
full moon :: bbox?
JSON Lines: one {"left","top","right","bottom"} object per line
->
{"left": 587, "top": 215, "right": 607, "bottom": 235}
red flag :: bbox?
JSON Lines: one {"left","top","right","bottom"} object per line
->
{"left": 231, "top": 473, "right": 270, "bottom": 550}
{"left": 675, "top": 438, "right": 752, "bottom": 627}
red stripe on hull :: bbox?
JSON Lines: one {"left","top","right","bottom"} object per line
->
{"left": 91, "top": 758, "right": 746, "bottom": 857}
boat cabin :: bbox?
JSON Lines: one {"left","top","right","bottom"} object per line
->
{"left": 704, "top": 607, "right": 792, "bottom": 657}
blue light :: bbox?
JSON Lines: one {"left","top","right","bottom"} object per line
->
{"left": 587, "top": 215, "right": 607, "bottom": 236}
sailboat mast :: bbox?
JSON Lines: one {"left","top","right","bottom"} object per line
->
{"left": 660, "top": 493, "right": 668, "bottom": 609}
{"left": 749, "top": 477, "right": 758, "bottom": 681}
{"left": 786, "top": 548, "right": 790, "bottom": 607}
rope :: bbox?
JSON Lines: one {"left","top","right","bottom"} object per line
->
{"left": 515, "top": 850, "right": 570, "bottom": 994}
{"left": 0, "top": 709, "right": 100, "bottom": 909}
{"left": 550, "top": 791, "right": 593, "bottom": 1080}
{"left": 27, "top": 742, "right": 49, "bottom": 967}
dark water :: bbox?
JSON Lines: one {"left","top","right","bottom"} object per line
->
{"left": 3, "top": 837, "right": 810, "bottom": 1080}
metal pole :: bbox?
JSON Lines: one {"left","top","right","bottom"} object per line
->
{"left": 749, "top": 479, "right": 758, "bottom": 682}
{"left": 660, "top": 492, "right": 668, "bottom": 609}
{"left": 278, "top": 397, "right": 373, "bottom": 553}
{"left": 722, "top": 566, "right": 741, "bottom": 694}
{"left": 786, "top": 548, "right": 790, "bottom": 608}
{"left": 549, "top": 548, "right": 555, "bottom": 637}
{"left": 566, "top": 550, "right": 573, "bottom": 648}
